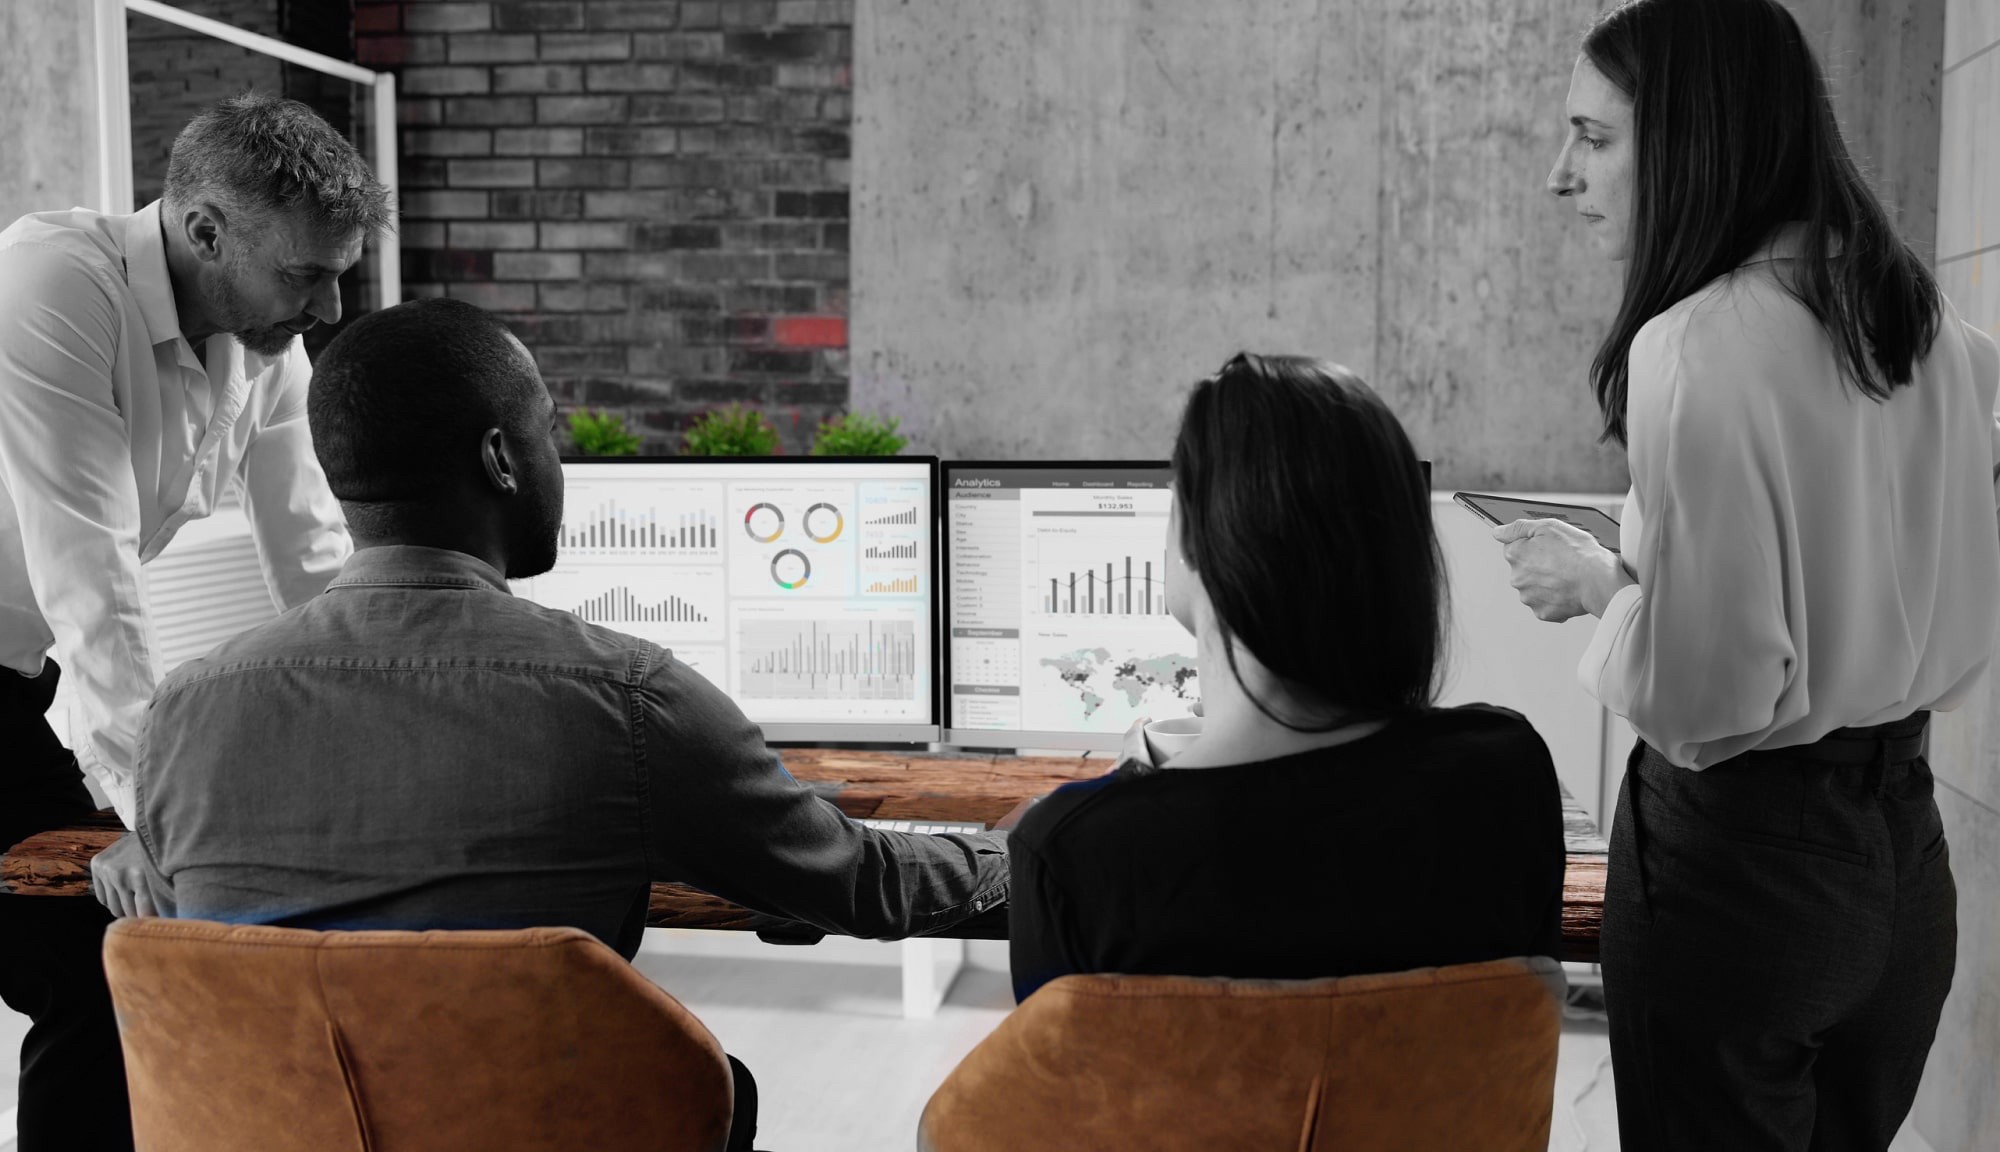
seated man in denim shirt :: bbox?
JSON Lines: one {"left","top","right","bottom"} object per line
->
{"left": 90, "top": 297, "right": 1008, "bottom": 1150}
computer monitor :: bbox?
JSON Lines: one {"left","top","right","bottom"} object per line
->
{"left": 942, "top": 461, "right": 1196, "bottom": 752}
{"left": 511, "top": 457, "right": 941, "bottom": 744}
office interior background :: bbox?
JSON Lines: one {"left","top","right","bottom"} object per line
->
{"left": 0, "top": 0, "right": 1996, "bottom": 1149}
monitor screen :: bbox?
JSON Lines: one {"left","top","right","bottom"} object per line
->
{"left": 512, "top": 458, "right": 940, "bottom": 743}
{"left": 942, "top": 462, "right": 1199, "bottom": 751}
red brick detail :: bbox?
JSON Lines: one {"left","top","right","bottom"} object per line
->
{"left": 151, "top": 0, "right": 856, "bottom": 455}
{"left": 771, "top": 315, "right": 846, "bottom": 349}
{"left": 353, "top": 3, "right": 400, "bottom": 33}
{"left": 357, "top": 37, "right": 408, "bottom": 66}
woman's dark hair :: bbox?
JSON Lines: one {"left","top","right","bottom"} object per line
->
{"left": 1172, "top": 354, "right": 1445, "bottom": 727}
{"left": 1583, "top": 0, "right": 1940, "bottom": 444}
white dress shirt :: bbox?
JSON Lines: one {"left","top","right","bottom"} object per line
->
{"left": 0, "top": 202, "right": 350, "bottom": 823}
{"left": 1580, "top": 231, "right": 2000, "bottom": 769}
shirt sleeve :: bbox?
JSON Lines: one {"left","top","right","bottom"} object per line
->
{"left": 639, "top": 651, "right": 1009, "bottom": 939}
{"left": 1578, "top": 303, "right": 1805, "bottom": 768}
{"left": 0, "top": 241, "right": 160, "bottom": 823}
{"left": 238, "top": 342, "right": 349, "bottom": 610}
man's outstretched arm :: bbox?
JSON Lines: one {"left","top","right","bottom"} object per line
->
{"left": 639, "top": 653, "right": 1007, "bottom": 939}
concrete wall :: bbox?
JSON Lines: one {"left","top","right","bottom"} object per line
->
{"left": 1918, "top": 5, "right": 2000, "bottom": 1150}
{"left": 851, "top": 0, "right": 1944, "bottom": 491}
{"left": 0, "top": 2, "right": 98, "bottom": 227}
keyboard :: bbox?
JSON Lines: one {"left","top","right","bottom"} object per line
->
{"left": 858, "top": 818, "right": 986, "bottom": 835}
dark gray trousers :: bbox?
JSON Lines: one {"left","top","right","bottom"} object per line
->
{"left": 1601, "top": 713, "right": 1955, "bottom": 1152}
{"left": 1, "top": 660, "right": 134, "bottom": 1152}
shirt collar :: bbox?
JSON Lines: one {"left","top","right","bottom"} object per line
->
{"left": 327, "top": 546, "right": 514, "bottom": 594}
{"left": 122, "top": 201, "right": 188, "bottom": 348}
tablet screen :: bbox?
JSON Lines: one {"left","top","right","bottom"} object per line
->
{"left": 1455, "top": 493, "right": 1622, "bottom": 552}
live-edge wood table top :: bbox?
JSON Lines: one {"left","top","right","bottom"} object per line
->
{"left": 1, "top": 747, "right": 1610, "bottom": 963}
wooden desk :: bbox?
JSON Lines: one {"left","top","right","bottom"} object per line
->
{"left": 1, "top": 748, "right": 1610, "bottom": 963}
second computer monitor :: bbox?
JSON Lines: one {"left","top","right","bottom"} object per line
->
{"left": 943, "top": 461, "right": 1199, "bottom": 752}
{"left": 512, "top": 457, "right": 940, "bottom": 744}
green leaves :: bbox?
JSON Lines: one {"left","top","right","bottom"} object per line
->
{"left": 810, "top": 412, "right": 906, "bottom": 456}
{"left": 567, "top": 409, "right": 642, "bottom": 456}
{"left": 682, "top": 404, "right": 780, "bottom": 456}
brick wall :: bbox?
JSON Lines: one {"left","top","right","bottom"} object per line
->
{"left": 356, "top": 0, "right": 854, "bottom": 454}
{"left": 128, "top": 0, "right": 362, "bottom": 357}
{"left": 128, "top": 0, "right": 284, "bottom": 209}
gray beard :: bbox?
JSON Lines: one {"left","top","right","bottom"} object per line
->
{"left": 233, "top": 324, "right": 294, "bottom": 358}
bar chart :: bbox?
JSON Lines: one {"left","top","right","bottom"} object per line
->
{"left": 515, "top": 566, "right": 726, "bottom": 645}
{"left": 562, "top": 499, "right": 719, "bottom": 555}
{"left": 568, "top": 586, "right": 709, "bottom": 625}
{"left": 867, "top": 506, "right": 919, "bottom": 526}
{"left": 1041, "top": 555, "right": 1171, "bottom": 616}
{"left": 865, "top": 575, "right": 918, "bottom": 594}
{"left": 739, "top": 619, "right": 919, "bottom": 699}
{"left": 865, "top": 542, "right": 919, "bottom": 560}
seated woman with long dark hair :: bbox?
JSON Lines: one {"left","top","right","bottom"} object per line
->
{"left": 1007, "top": 353, "right": 1566, "bottom": 1002}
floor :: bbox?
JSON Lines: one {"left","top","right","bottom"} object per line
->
{"left": 0, "top": 937, "right": 1942, "bottom": 1152}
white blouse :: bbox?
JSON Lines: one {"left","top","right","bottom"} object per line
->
{"left": 1579, "top": 233, "right": 2000, "bottom": 769}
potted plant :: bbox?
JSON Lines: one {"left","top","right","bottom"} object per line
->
{"left": 810, "top": 412, "right": 906, "bottom": 456}
{"left": 566, "top": 409, "right": 641, "bottom": 456}
{"left": 681, "top": 404, "right": 780, "bottom": 456}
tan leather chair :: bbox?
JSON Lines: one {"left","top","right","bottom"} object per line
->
{"left": 103, "top": 918, "right": 734, "bottom": 1152}
{"left": 920, "top": 956, "right": 1564, "bottom": 1152}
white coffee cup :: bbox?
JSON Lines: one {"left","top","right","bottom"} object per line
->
{"left": 1142, "top": 716, "right": 1204, "bottom": 764}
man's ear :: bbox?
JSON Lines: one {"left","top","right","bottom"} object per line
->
{"left": 479, "top": 427, "right": 519, "bottom": 496}
{"left": 180, "top": 204, "right": 229, "bottom": 265}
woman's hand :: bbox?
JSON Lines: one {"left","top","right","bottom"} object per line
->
{"left": 1494, "top": 518, "right": 1635, "bottom": 621}
{"left": 1118, "top": 717, "right": 1156, "bottom": 771}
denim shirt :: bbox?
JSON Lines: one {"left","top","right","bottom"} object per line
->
{"left": 96, "top": 545, "right": 1008, "bottom": 958}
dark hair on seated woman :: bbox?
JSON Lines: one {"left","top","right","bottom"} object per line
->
{"left": 1172, "top": 353, "right": 1445, "bottom": 729}
{"left": 1583, "top": 0, "right": 1941, "bottom": 445}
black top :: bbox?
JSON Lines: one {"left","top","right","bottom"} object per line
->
{"left": 1007, "top": 705, "right": 1566, "bottom": 1002}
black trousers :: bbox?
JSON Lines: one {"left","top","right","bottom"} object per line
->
{"left": 1601, "top": 713, "right": 1955, "bottom": 1152}
{"left": 1, "top": 660, "right": 134, "bottom": 1152}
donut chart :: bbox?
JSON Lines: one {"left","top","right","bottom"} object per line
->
{"left": 770, "top": 548, "right": 811, "bottom": 590}
{"left": 803, "top": 502, "right": 845, "bottom": 543}
{"left": 743, "top": 502, "right": 784, "bottom": 543}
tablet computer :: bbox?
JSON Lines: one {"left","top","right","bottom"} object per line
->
{"left": 1454, "top": 492, "right": 1622, "bottom": 552}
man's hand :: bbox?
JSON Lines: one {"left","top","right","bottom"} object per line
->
{"left": 91, "top": 850, "right": 158, "bottom": 920}
{"left": 1494, "top": 518, "right": 1635, "bottom": 622}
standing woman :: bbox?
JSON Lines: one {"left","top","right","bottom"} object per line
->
{"left": 1501, "top": 0, "right": 2000, "bottom": 1149}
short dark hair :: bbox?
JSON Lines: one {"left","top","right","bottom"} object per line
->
{"left": 309, "top": 298, "right": 544, "bottom": 508}
{"left": 163, "top": 92, "right": 392, "bottom": 240}
{"left": 1583, "top": 0, "right": 1940, "bottom": 444}
{"left": 1173, "top": 354, "right": 1446, "bottom": 725}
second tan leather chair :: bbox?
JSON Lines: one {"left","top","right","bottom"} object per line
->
{"left": 920, "top": 956, "right": 1564, "bottom": 1152}
{"left": 103, "top": 918, "right": 734, "bottom": 1152}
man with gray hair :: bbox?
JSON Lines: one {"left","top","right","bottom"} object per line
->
{"left": 0, "top": 92, "right": 389, "bottom": 1150}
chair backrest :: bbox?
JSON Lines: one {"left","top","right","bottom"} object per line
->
{"left": 103, "top": 918, "right": 734, "bottom": 1152}
{"left": 919, "top": 956, "right": 1564, "bottom": 1152}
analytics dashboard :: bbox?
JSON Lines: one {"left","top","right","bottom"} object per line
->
{"left": 512, "top": 458, "right": 938, "bottom": 740}
{"left": 943, "top": 463, "right": 1200, "bottom": 751}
